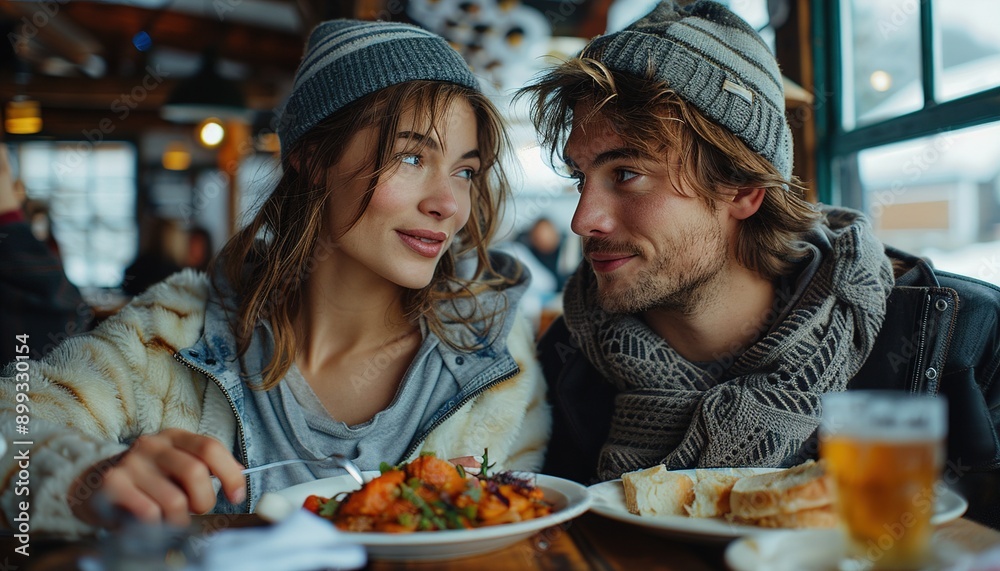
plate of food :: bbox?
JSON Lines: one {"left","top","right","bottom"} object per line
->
{"left": 587, "top": 461, "right": 967, "bottom": 542}
{"left": 262, "top": 454, "right": 591, "bottom": 561}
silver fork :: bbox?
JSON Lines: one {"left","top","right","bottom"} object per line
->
{"left": 217, "top": 453, "right": 365, "bottom": 486}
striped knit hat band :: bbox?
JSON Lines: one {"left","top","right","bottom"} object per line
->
{"left": 277, "top": 19, "right": 480, "bottom": 159}
{"left": 582, "top": 0, "right": 793, "bottom": 180}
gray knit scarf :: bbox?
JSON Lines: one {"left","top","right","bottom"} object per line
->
{"left": 562, "top": 208, "right": 896, "bottom": 480}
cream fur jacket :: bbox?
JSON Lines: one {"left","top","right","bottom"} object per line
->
{"left": 0, "top": 269, "right": 550, "bottom": 537}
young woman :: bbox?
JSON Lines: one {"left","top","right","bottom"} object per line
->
{"left": 0, "top": 19, "right": 549, "bottom": 536}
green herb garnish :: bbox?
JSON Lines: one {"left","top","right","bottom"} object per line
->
{"left": 479, "top": 448, "right": 496, "bottom": 479}
{"left": 400, "top": 483, "right": 448, "bottom": 530}
{"left": 460, "top": 505, "right": 477, "bottom": 520}
{"left": 318, "top": 498, "right": 339, "bottom": 518}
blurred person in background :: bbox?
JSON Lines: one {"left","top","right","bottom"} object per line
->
{"left": 184, "top": 225, "right": 214, "bottom": 272}
{"left": 0, "top": 145, "right": 91, "bottom": 365}
{"left": 517, "top": 216, "right": 573, "bottom": 292}
{"left": 120, "top": 216, "right": 185, "bottom": 297}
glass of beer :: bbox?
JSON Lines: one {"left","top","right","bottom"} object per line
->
{"left": 819, "top": 391, "right": 946, "bottom": 570}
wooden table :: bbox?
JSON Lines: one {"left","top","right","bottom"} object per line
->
{"left": 6, "top": 514, "right": 1000, "bottom": 570}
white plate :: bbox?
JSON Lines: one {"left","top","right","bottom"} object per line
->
{"left": 587, "top": 468, "right": 968, "bottom": 543}
{"left": 265, "top": 471, "right": 591, "bottom": 561}
{"left": 725, "top": 528, "right": 972, "bottom": 571}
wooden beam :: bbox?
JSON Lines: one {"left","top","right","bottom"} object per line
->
{"left": 3, "top": 2, "right": 103, "bottom": 66}
{"left": 0, "top": 74, "right": 286, "bottom": 113}
{"left": 2, "top": 107, "right": 171, "bottom": 139}
{"left": 774, "top": 0, "right": 818, "bottom": 202}
{"left": 354, "top": 0, "right": 393, "bottom": 21}
{"left": 295, "top": 0, "right": 357, "bottom": 31}
{"left": 58, "top": 3, "right": 303, "bottom": 72}
{"left": 577, "top": 0, "right": 614, "bottom": 39}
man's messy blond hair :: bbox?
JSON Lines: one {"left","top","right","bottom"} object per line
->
{"left": 518, "top": 57, "right": 820, "bottom": 280}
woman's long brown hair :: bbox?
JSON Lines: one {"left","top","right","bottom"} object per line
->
{"left": 214, "top": 81, "right": 515, "bottom": 390}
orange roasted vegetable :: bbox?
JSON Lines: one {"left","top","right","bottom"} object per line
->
{"left": 304, "top": 454, "right": 553, "bottom": 532}
{"left": 337, "top": 469, "right": 408, "bottom": 517}
{"left": 405, "top": 454, "right": 467, "bottom": 495}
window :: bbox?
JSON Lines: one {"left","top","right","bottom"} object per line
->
{"left": 17, "top": 142, "right": 138, "bottom": 288}
{"left": 817, "top": 0, "right": 1000, "bottom": 285}
{"left": 840, "top": 1, "right": 922, "bottom": 128}
{"left": 935, "top": 1, "right": 1000, "bottom": 102}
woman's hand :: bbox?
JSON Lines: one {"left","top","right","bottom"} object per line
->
{"left": 69, "top": 428, "right": 246, "bottom": 527}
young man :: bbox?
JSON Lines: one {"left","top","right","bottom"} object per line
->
{"left": 520, "top": 0, "right": 1000, "bottom": 524}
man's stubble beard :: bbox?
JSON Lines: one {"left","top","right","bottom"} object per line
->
{"left": 595, "top": 224, "right": 728, "bottom": 315}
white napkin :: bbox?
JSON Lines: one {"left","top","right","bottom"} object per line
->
{"left": 195, "top": 509, "right": 367, "bottom": 571}
{"left": 80, "top": 509, "right": 366, "bottom": 571}
{"left": 943, "top": 545, "right": 1000, "bottom": 571}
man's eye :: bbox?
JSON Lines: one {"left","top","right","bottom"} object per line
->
{"left": 618, "top": 169, "right": 639, "bottom": 183}
{"left": 401, "top": 155, "right": 421, "bottom": 166}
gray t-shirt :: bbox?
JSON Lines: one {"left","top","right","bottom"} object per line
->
{"left": 241, "top": 330, "right": 460, "bottom": 493}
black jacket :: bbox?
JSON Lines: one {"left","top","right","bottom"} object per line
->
{"left": 539, "top": 247, "right": 1000, "bottom": 527}
{"left": 0, "top": 219, "right": 91, "bottom": 365}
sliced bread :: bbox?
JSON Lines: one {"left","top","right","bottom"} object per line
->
{"left": 622, "top": 465, "right": 695, "bottom": 517}
{"left": 729, "top": 460, "right": 833, "bottom": 519}
{"left": 728, "top": 504, "right": 838, "bottom": 529}
{"left": 685, "top": 470, "right": 743, "bottom": 518}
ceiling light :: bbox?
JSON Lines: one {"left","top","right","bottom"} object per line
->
{"left": 198, "top": 118, "right": 225, "bottom": 147}
{"left": 162, "top": 142, "right": 191, "bottom": 171}
{"left": 4, "top": 97, "right": 43, "bottom": 135}
{"left": 870, "top": 70, "right": 892, "bottom": 92}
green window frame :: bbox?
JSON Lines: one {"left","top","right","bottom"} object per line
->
{"left": 812, "top": 0, "right": 1000, "bottom": 206}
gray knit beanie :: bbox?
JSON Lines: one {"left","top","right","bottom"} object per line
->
{"left": 277, "top": 19, "right": 480, "bottom": 159}
{"left": 583, "top": 0, "right": 793, "bottom": 179}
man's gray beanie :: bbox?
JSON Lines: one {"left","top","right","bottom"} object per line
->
{"left": 583, "top": 0, "right": 794, "bottom": 179}
{"left": 277, "top": 19, "right": 480, "bottom": 159}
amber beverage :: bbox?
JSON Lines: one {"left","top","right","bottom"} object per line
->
{"left": 819, "top": 392, "right": 946, "bottom": 570}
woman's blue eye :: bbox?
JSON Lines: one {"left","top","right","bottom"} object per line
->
{"left": 401, "top": 155, "right": 421, "bottom": 166}
{"left": 570, "top": 170, "right": 584, "bottom": 192}
{"left": 457, "top": 168, "right": 475, "bottom": 180}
